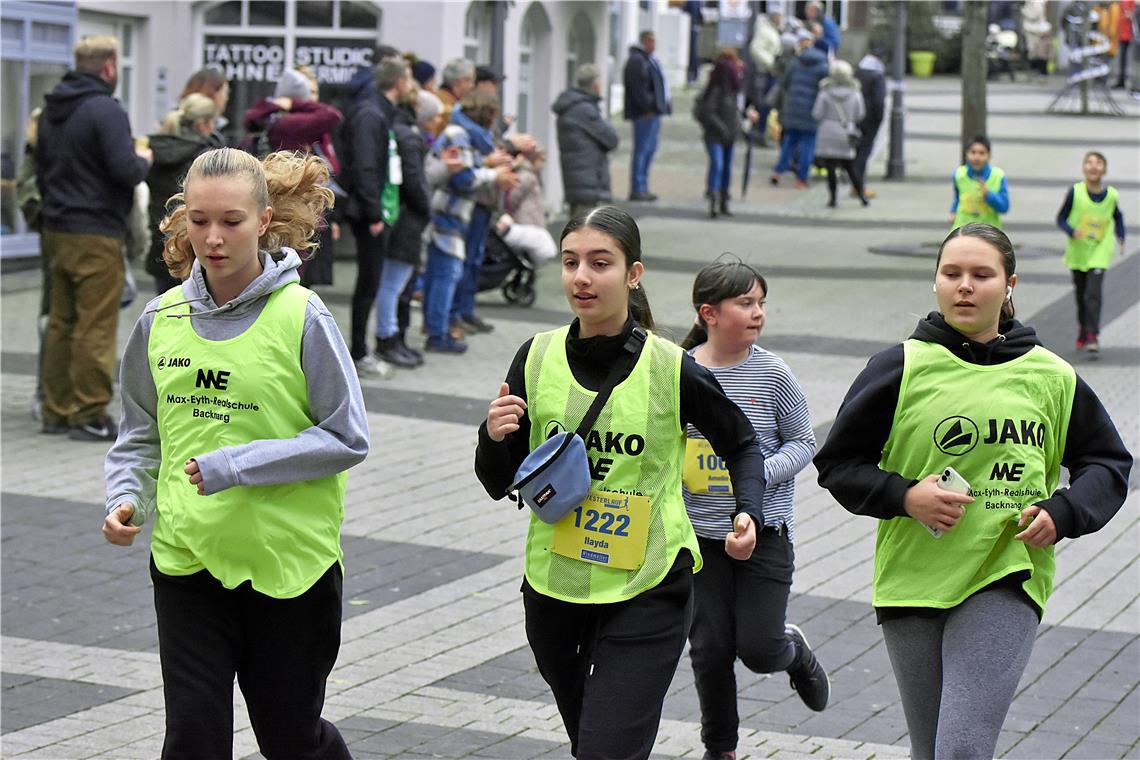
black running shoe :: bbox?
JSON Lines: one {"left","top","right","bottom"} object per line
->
{"left": 786, "top": 623, "right": 830, "bottom": 711}
{"left": 69, "top": 415, "right": 118, "bottom": 442}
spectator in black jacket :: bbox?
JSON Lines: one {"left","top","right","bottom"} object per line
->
{"left": 553, "top": 63, "right": 620, "bottom": 219}
{"left": 853, "top": 48, "right": 887, "bottom": 199}
{"left": 340, "top": 55, "right": 411, "bottom": 378}
{"left": 695, "top": 50, "right": 754, "bottom": 218}
{"left": 145, "top": 93, "right": 221, "bottom": 293}
{"left": 374, "top": 85, "right": 433, "bottom": 369}
{"left": 36, "top": 35, "right": 152, "bottom": 441}
{"left": 623, "top": 30, "right": 672, "bottom": 201}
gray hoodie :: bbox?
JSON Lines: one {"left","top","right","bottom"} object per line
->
{"left": 105, "top": 248, "right": 369, "bottom": 523}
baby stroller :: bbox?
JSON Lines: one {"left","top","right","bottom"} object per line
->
{"left": 478, "top": 227, "right": 537, "bottom": 307}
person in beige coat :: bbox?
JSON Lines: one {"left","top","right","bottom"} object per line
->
{"left": 811, "top": 60, "right": 869, "bottom": 208}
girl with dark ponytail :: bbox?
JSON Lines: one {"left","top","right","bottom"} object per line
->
{"left": 680, "top": 257, "right": 828, "bottom": 760}
{"left": 816, "top": 222, "right": 1131, "bottom": 760}
{"left": 475, "top": 206, "right": 769, "bottom": 758}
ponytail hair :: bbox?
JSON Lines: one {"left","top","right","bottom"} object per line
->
{"left": 159, "top": 148, "right": 333, "bottom": 279}
{"left": 560, "top": 205, "right": 656, "bottom": 331}
{"left": 936, "top": 222, "right": 1017, "bottom": 321}
{"left": 160, "top": 93, "right": 218, "bottom": 135}
{"left": 680, "top": 254, "right": 768, "bottom": 350}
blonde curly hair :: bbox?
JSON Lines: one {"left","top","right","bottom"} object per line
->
{"left": 159, "top": 148, "right": 333, "bottom": 279}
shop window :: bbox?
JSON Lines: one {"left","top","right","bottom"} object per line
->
{"left": 248, "top": 1, "right": 285, "bottom": 26}
{"left": 566, "top": 11, "right": 596, "bottom": 88}
{"left": 519, "top": 3, "right": 551, "bottom": 135}
{"left": 296, "top": 0, "right": 332, "bottom": 28}
{"left": 205, "top": 2, "right": 242, "bottom": 26}
{"left": 2, "top": 19, "right": 21, "bottom": 44}
{"left": 31, "top": 21, "right": 69, "bottom": 45}
{"left": 464, "top": 2, "right": 493, "bottom": 64}
{"left": 338, "top": 1, "right": 378, "bottom": 30}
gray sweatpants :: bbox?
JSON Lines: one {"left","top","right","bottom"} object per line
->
{"left": 881, "top": 586, "right": 1038, "bottom": 760}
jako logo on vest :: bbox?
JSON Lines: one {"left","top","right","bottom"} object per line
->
{"left": 157, "top": 356, "right": 191, "bottom": 370}
{"left": 934, "top": 416, "right": 980, "bottom": 456}
{"left": 934, "top": 415, "right": 1046, "bottom": 456}
{"left": 545, "top": 420, "right": 565, "bottom": 439}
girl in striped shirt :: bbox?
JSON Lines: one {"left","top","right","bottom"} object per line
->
{"left": 680, "top": 258, "right": 828, "bottom": 760}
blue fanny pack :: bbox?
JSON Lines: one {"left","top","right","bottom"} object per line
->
{"left": 509, "top": 327, "right": 647, "bottom": 524}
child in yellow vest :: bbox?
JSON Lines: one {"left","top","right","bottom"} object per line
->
{"left": 949, "top": 135, "right": 1009, "bottom": 230}
{"left": 476, "top": 206, "right": 768, "bottom": 759}
{"left": 1056, "top": 150, "right": 1126, "bottom": 352}
{"left": 815, "top": 223, "right": 1131, "bottom": 760}
{"left": 102, "top": 148, "right": 368, "bottom": 757}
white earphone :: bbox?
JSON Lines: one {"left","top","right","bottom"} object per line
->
{"left": 932, "top": 283, "right": 937, "bottom": 293}
{"left": 1006, "top": 286, "right": 1013, "bottom": 300}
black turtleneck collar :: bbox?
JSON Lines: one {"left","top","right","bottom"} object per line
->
{"left": 909, "top": 311, "right": 1041, "bottom": 365}
{"left": 566, "top": 316, "right": 637, "bottom": 389}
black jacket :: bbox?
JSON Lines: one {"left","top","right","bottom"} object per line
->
{"left": 552, "top": 87, "right": 619, "bottom": 205}
{"left": 143, "top": 129, "right": 221, "bottom": 277}
{"left": 475, "top": 318, "right": 768, "bottom": 528}
{"left": 854, "top": 64, "right": 887, "bottom": 146}
{"left": 693, "top": 83, "right": 740, "bottom": 145}
{"left": 340, "top": 79, "right": 397, "bottom": 225}
{"left": 622, "top": 46, "right": 671, "bottom": 120}
{"left": 814, "top": 312, "right": 1132, "bottom": 543}
{"left": 36, "top": 72, "right": 149, "bottom": 237}
{"left": 387, "top": 105, "right": 430, "bottom": 267}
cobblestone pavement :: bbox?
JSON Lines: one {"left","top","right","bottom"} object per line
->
{"left": 2, "top": 76, "right": 1137, "bottom": 759}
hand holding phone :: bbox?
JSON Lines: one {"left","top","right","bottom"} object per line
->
{"left": 904, "top": 469, "right": 973, "bottom": 539}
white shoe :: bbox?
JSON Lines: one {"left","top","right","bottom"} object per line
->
{"left": 355, "top": 354, "right": 394, "bottom": 379}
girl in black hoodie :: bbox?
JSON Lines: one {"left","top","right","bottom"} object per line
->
{"left": 814, "top": 223, "right": 1131, "bottom": 760}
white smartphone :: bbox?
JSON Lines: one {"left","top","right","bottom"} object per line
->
{"left": 926, "top": 466, "right": 972, "bottom": 538}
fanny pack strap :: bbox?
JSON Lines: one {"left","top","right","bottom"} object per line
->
{"left": 574, "top": 326, "right": 647, "bottom": 439}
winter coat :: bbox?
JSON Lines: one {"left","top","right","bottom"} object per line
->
{"left": 144, "top": 128, "right": 221, "bottom": 277}
{"left": 36, "top": 72, "right": 150, "bottom": 237}
{"left": 694, "top": 83, "right": 741, "bottom": 145}
{"left": 340, "top": 78, "right": 397, "bottom": 225}
{"left": 854, "top": 56, "right": 887, "bottom": 149}
{"left": 552, "top": 87, "right": 619, "bottom": 204}
{"left": 750, "top": 15, "right": 783, "bottom": 73}
{"left": 503, "top": 160, "right": 545, "bottom": 228}
{"left": 811, "top": 85, "right": 865, "bottom": 160}
{"left": 243, "top": 98, "right": 343, "bottom": 154}
{"left": 387, "top": 106, "right": 431, "bottom": 267}
{"left": 623, "top": 46, "right": 671, "bottom": 120}
{"left": 777, "top": 47, "right": 829, "bottom": 133}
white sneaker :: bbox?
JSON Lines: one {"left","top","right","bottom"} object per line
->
{"left": 354, "top": 354, "right": 394, "bottom": 379}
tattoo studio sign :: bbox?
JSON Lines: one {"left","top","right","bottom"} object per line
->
{"left": 204, "top": 39, "right": 374, "bottom": 84}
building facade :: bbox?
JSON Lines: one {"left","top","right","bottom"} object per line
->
{"left": 3, "top": 1, "right": 862, "bottom": 258}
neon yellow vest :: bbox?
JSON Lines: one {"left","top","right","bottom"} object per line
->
{"left": 953, "top": 165, "right": 1005, "bottom": 229}
{"left": 523, "top": 327, "right": 701, "bottom": 604}
{"left": 876, "top": 339, "right": 1075, "bottom": 614}
{"left": 148, "top": 283, "right": 346, "bottom": 598}
{"left": 1064, "top": 182, "right": 1117, "bottom": 272}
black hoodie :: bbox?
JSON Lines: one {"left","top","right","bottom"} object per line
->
{"left": 143, "top": 129, "right": 221, "bottom": 277}
{"left": 36, "top": 71, "right": 150, "bottom": 237}
{"left": 814, "top": 312, "right": 1131, "bottom": 542}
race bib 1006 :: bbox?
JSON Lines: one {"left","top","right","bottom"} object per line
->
{"left": 682, "top": 438, "right": 733, "bottom": 495}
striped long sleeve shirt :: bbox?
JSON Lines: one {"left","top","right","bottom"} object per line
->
{"left": 684, "top": 344, "right": 815, "bottom": 542}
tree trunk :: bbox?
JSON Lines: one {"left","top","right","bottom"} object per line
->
{"left": 960, "top": 0, "right": 988, "bottom": 157}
